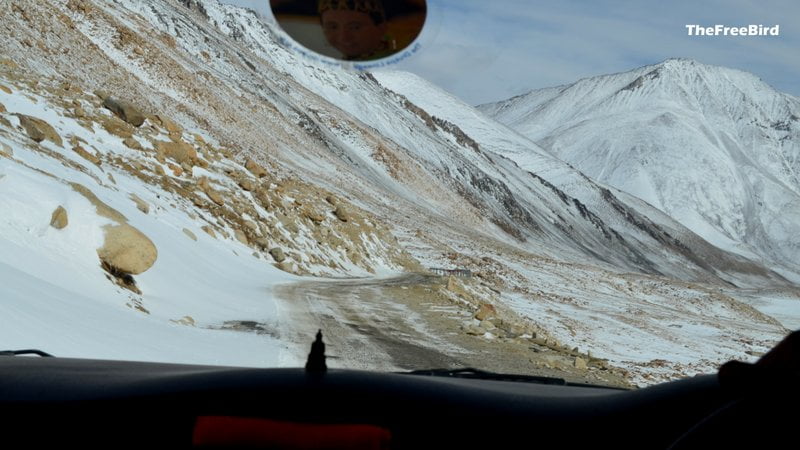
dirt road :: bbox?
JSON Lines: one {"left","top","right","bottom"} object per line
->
{"left": 273, "top": 273, "right": 632, "bottom": 387}
{"left": 274, "top": 274, "right": 466, "bottom": 371}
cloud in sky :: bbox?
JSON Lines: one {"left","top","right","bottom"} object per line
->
{"left": 219, "top": 0, "right": 799, "bottom": 105}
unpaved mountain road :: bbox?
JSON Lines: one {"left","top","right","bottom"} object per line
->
{"left": 275, "top": 274, "right": 465, "bottom": 371}
{"left": 274, "top": 273, "right": 632, "bottom": 388}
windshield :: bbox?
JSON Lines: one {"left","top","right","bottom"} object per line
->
{"left": 0, "top": 0, "right": 797, "bottom": 388}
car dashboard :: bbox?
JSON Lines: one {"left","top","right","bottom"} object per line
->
{"left": 2, "top": 352, "right": 793, "bottom": 449}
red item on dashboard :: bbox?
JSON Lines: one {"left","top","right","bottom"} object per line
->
{"left": 193, "top": 416, "right": 392, "bottom": 449}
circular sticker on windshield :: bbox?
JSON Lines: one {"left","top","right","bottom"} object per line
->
{"left": 270, "top": 0, "right": 427, "bottom": 63}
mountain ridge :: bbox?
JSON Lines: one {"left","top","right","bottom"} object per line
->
{"left": 479, "top": 58, "right": 800, "bottom": 277}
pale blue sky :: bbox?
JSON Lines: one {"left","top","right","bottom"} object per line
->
{"left": 222, "top": 0, "right": 799, "bottom": 104}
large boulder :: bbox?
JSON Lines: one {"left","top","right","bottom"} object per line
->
{"left": 276, "top": 261, "right": 295, "bottom": 273}
{"left": 122, "top": 137, "right": 143, "bottom": 151}
{"left": 243, "top": 220, "right": 259, "bottom": 233}
{"left": 155, "top": 114, "right": 182, "bottom": 134}
{"left": 129, "top": 194, "right": 149, "bottom": 214}
{"left": 102, "top": 97, "right": 146, "bottom": 127}
{"left": 269, "top": 247, "right": 286, "bottom": 263}
{"left": 325, "top": 194, "right": 338, "bottom": 206}
{"left": 97, "top": 224, "right": 158, "bottom": 275}
{"left": 205, "top": 188, "right": 224, "bottom": 206}
{"left": 50, "top": 206, "right": 68, "bottom": 229}
{"left": 245, "top": 158, "right": 268, "bottom": 178}
{"left": 474, "top": 303, "right": 496, "bottom": 321}
{"left": 93, "top": 89, "right": 110, "bottom": 101}
{"left": 101, "top": 116, "right": 134, "bottom": 138}
{"left": 16, "top": 114, "right": 63, "bottom": 146}
{"left": 233, "top": 229, "right": 249, "bottom": 245}
{"left": 70, "top": 183, "right": 157, "bottom": 276}
{"left": 72, "top": 144, "right": 101, "bottom": 165}
{"left": 238, "top": 177, "right": 255, "bottom": 192}
{"left": 155, "top": 140, "right": 197, "bottom": 165}
{"left": 201, "top": 225, "right": 217, "bottom": 238}
{"left": 333, "top": 205, "right": 350, "bottom": 222}
{"left": 303, "top": 208, "right": 325, "bottom": 224}
{"left": 197, "top": 176, "right": 224, "bottom": 206}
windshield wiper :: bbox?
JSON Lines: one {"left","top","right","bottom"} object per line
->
{"left": 0, "top": 349, "right": 54, "bottom": 357}
{"left": 404, "top": 367, "right": 567, "bottom": 384}
{"left": 403, "top": 367, "right": 627, "bottom": 389}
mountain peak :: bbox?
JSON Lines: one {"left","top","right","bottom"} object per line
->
{"left": 646, "top": 57, "right": 770, "bottom": 93}
{"left": 658, "top": 57, "right": 700, "bottom": 68}
{"left": 651, "top": 58, "right": 709, "bottom": 79}
{"left": 481, "top": 58, "right": 800, "bottom": 276}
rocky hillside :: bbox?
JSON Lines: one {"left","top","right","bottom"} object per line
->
{"left": 0, "top": 0, "right": 796, "bottom": 385}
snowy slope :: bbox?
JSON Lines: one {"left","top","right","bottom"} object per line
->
{"left": 367, "top": 69, "right": 800, "bottom": 382}
{"left": 167, "top": 2, "right": 796, "bottom": 286}
{"left": 0, "top": 0, "right": 796, "bottom": 385}
{"left": 480, "top": 59, "right": 800, "bottom": 277}
{"left": 101, "top": 0, "right": 716, "bottom": 278}
{"left": 374, "top": 70, "right": 793, "bottom": 286}
{"left": 0, "top": 80, "right": 296, "bottom": 366}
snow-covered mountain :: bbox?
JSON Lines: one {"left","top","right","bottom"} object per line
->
{"left": 479, "top": 58, "right": 800, "bottom": 280}
{"left": 1, "top": 0, "right": 796, "bottom": 385}
{"left": 104, "top": 0, "right": 791, "bottom": 287}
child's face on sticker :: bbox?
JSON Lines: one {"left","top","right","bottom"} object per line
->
{"left": 321, "top": 9, "right": 386, "bottom": 59}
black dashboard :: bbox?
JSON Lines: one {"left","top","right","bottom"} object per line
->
{"left": 2, "top": 352, "right": 794, "bottom": 449}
